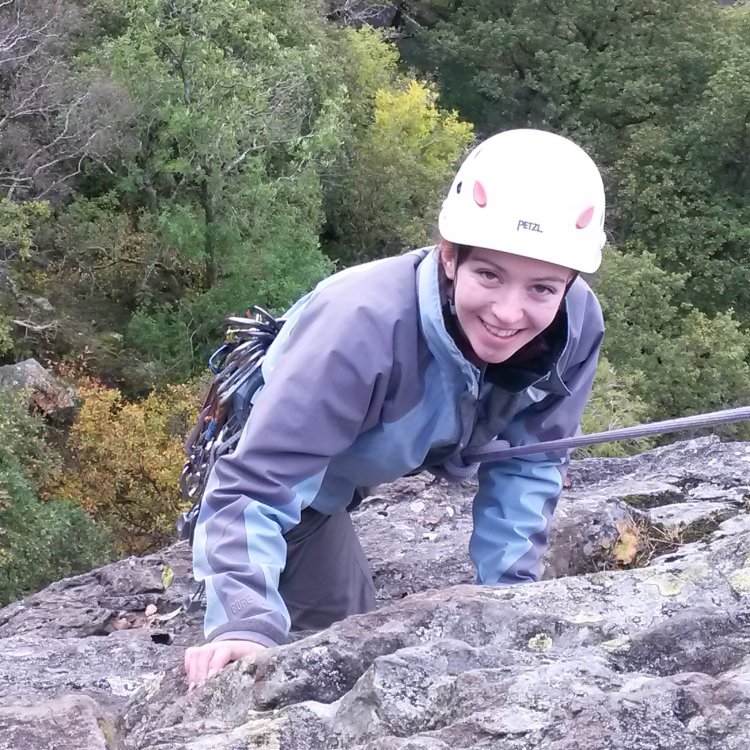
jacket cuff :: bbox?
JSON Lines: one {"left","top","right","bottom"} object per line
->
{"left": 210, "top": 630, "right": 280, "bottom": 649}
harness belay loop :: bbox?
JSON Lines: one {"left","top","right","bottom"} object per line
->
{"left": 177, "top": 306, "right": 284, "bottom": 544}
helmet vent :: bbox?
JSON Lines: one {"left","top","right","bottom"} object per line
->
{"left": 473, "top": 180, "right": 487, "bottom": 207}
{"left": 456, "top": 181, "right": 462, "bottom": 194}
{"left": 576, "top": 205, "right": 594, "bottom": 229}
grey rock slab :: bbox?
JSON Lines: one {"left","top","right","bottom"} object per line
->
{"left": 354, "top": 476, "right": 476, "bottom": 602}
{"left": 6, "top": 437, "right": 750, "bottom": 749}
{"left": 572, "top": 435, "right": 750, "bottom": 490}
{"left": 0, "top": 358, "right": 76, "bottom": 417}
{"left": 120, "top": 474, "right": 750, "bottom": 748}
{"left": 0, "top": 694, "right": 111, "bottom": 750}
{"left": 646, "top": 499, "right": 737, "bottom": 531}
{"left": 0, "top": 542, "right": 202, "bottom": 726}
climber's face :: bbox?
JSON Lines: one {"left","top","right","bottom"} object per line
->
{"left": 440, "top": 244, "right": 571, "bottom": 364}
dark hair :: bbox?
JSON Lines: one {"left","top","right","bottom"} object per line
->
{"left": 455, "top": 244, "right": 472, "bottom": 266}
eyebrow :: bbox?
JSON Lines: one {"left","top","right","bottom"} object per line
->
{"left": 470, "top": 258, "right": 570, "bottom": 285}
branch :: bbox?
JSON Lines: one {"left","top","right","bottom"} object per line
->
{"left": 11, "top": 318, "right": 58, "bottom": 333}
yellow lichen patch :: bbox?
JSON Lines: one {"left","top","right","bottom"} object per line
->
{"left": 643, "top": 573, "right": 686, "bottom": 596}
{"left": 161, "top": 565, "right": 174, "bottom": 590}
{"left": 728, "top": 568, "right": 750, "bottom": 595}
{"left": 600, "top": 635, "right": 632, "bottom": 654}
{"left": 570, "top": 611, "right": 605, "bottom": 624}
{"left": 527, "top": 633, "right": 553, "bottom": 653}
{"left": 642, "top": 563, "right": 711, "bottom": 597}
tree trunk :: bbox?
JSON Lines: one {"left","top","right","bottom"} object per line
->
{"left": 201, "top": 177, "right": 217, "bottom": 289}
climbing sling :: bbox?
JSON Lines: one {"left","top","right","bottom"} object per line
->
{"left": 441, "top": 405, "right": 750, "bottom": 481}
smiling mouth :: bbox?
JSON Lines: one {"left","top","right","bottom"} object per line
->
{"left": 481, "top": 320, "right": 521, "bottom": 339}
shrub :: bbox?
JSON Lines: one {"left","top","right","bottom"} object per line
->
{"left": 0, "top": 386, "right": 113, "bottom": 605}
{"left": 47, "top": 378, "right": 202, "bottom": 554}
{"left": 577, "top": 357, "right": 653, "bottom": 458}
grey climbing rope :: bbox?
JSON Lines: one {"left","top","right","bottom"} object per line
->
{"left": 442, "top": 406, "right": 750, "bottom": 480}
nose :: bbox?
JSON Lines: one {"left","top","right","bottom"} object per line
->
{"left": 488, "top": 288, "right": 525, "bottom": 327}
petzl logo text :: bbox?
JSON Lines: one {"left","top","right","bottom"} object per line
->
{"left": 517, "top": 220, "right": 543, "bottom": 233}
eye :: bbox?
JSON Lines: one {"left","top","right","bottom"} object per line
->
{"left": 477, "top": 270, "right": 499, "bottom": 282}
{"left": 532, "top": 284, "right": 557, "bottom": 296}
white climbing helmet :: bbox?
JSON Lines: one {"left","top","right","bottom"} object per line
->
{"left": 438, "top": 129, "right": 606, "bottom": 274}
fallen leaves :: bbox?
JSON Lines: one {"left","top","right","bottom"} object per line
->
{"left": 613, "top": 520, "right": 641, "bottom": 566}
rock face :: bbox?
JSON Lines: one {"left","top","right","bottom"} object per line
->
{"left": 0, "top": 358, "right": 76, "bottom": 418}
{"left": 3, "top": 436, "right": 750, "bottom": 749}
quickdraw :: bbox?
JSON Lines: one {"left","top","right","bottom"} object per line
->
{"left": 176, "top": 306, "right": 284, "bottom": 544}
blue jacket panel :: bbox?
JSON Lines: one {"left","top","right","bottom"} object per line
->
{"left": 193, "top": 247, "right": 604, "bottom": 646}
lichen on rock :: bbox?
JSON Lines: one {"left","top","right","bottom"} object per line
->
{"left": 3, "top": 437, "right": 750, "bottom": 749}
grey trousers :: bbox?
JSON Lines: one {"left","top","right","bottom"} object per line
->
{"left": 279, "top": 507, "right": 377, "bottom": 631}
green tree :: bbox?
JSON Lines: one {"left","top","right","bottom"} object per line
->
{"left": 594, "top": 247, "right": 750, "bottom": 432}
{"left": 71, "top": 0, "right": 346, "bottom": 379}
{"left": 615, "top": 6, "right": 750, "bottom": 317}
{"left": 325, "top": 77, "right": 473, "bottom": 263}
{"left": 0, "top": 387, "right": 113, "bottom": 605}
{"left": 408, "top": 0, "right": 718, "bottom": 160}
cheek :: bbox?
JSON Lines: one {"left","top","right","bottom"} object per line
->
{"left": 529, "top": 302, "right": 563, "bottom": 331}
{"left": 453, "top": 280, "right": 485, "bottom": 318}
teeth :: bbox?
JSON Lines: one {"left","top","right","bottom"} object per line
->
{"left": 482, "top": 320, "right": 519, "bottom": 338}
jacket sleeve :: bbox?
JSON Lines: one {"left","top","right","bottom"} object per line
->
{"left": 191, "top": 294, "right": 391, "bottom": 647}
{"left": 470, "top": 329, "right": 602, "bottom": 586}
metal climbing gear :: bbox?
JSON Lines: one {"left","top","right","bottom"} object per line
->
{"left": 177, "top": 306, "right": 284, "bottom": 544}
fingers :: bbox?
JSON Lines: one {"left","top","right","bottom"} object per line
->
{"left": 206, "top": 645, "right": 234, "bottom": 680}
{"left": 185, "top": 643, "right": 218, "bottom": 689}
{"left": 184, "top": 640, "right": 266, "bottom": 690}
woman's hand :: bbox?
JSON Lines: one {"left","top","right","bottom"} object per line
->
{"left": 184, "top": 639, "right": 267, "bottom": 690}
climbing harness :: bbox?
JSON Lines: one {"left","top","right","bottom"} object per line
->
{"left": 176, "top": 306, "right": 285, "bottom": 544}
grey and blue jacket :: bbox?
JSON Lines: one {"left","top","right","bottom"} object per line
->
{"left": 193, "top": 247, "right": 604, "bottom": 647}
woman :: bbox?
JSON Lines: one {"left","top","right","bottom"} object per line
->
{"left": 184, "top": 128, "right": 606, "bottom": 687}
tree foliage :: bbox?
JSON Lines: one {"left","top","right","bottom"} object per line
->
{"left": 46, "top": 378, "right": 200, "bottom": 554}
{"left": 325, "top": 76, "right": 473, "bottom": 262}
{"left": 0, "top": 0, "right": 125, "bottom": 202}
{"left": 65, "top": 0, "right": 346, "bottom": 379}
{"left": 407, "top": 0, "right": 718, "bottom": 153}
{"left": 0, "top": 197, "right": 49, "bottom": 259}
{"left": 614, "top": 7, "right": 750, "bottom": 316}
{"left": 0, "top": 386, "right": 113, "bottom": 605}
{"left": 594, "top": 247, "right": 750, "bottom": 433}
{"left": 2, "top": 3, "right": 476, "bottom": 383}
